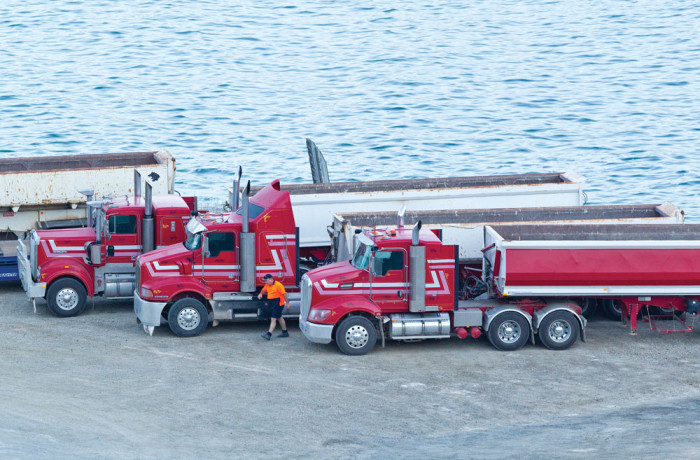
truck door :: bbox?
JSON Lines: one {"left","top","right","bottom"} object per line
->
{"left": 106, "top": 213, "right": 140, "bottom": 265}
{"left": 371, "top": 248, "right": 408, "bottom": 312}
{"left": 198, "top": 231, "right": 238, "bottom": 291}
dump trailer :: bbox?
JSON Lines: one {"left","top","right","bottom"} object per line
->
{"left": 484, "top": 224, "right": 700, "bottom": 335}
{"left": 1, "top": 151, "right": 176, "bottom": 279}
{"left": 17, "top": 171, "right": 197, "bottom": 317}
{"left": 329, "top": 203, "right": 684, "bottom": 263}
{"left": 238, "top": 172, "right": 586, "bottom": 251}
{"left": 1, "top": 151, "right": 176, "bottom": 234}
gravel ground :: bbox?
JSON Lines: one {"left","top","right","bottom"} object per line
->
{"left": 2, "top": 281, "right": 700, "bottom": 459}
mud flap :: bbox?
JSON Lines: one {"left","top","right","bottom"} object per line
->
{"left": 142, "top": 324, "right": 155, "bottom": 336}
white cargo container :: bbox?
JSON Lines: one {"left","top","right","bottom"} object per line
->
{"left": 330, "top": 203, "right": 684, "bottom": 263}
{"left": 239, "top": 172, "right": 586, "bottom": 249}
{"left": 0, "top": 151, "right": 175, "bottom": 234}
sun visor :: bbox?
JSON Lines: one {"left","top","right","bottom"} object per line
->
{"left": 186, "top": 217, "right": 208, "bottom": 235}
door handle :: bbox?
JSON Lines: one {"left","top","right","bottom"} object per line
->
{"left": 397, "top": 290, "right": 403, "bottom": 298}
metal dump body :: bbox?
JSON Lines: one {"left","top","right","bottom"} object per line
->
{"left": 0, "top": 151, "right": 175, "bottom": 233}
{"left": 331, "top": 203, "right": 683, "bottom": 262}
{"left": 246, "top": 172, "right": 585, "bottom": 248}
{"left": 484, "top": 224, "right": 700, "bottom": 297}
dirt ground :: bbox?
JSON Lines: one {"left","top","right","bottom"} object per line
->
{"left": 1, "top": 281, "right": 700, "bottom": 459}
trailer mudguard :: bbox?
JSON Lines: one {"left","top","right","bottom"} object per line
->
{"left": 483, "top": 306, "right": 535, "bottom": 345}
{"left": 533, "top": 303, "right": 587, "bottom": 343}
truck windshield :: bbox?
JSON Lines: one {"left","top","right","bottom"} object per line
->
{"left": 351, "top": 242, "right": 372, "bottom": 270}
{"left": 184, "top": 232, "right": 202, "bottom": 250}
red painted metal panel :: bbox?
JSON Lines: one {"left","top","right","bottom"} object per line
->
{"left": 505, "top": 248, "right": 700, "bottom": 286}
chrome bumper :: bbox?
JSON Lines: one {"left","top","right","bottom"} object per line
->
{"left": 134, "top": 292, "right": 167, "bottom": 328}
{"left": 299, "top": 315, "right": 334, "bottom": 344}
{"left": 17, "top": 241, "right": 46, "bottom": 299}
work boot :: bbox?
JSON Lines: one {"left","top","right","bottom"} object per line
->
{"left": 277, "top": 330, "right": 289, "bottom": 338}
{"left": 261, "top": 331, "right": 272, "bottom": 340}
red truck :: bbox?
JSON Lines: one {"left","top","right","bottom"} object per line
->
{"left": 300, "top": 222, "right": 700, "bottom": 355}
{"left": 134, "top": 180, "right": 299, "bottom": 336}
{"left": 17, "top": 172, "right": 197, "bottom": 317}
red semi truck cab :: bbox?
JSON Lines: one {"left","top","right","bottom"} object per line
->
{"left": 300, "top": 221, "right": 586, "bottom": 355}
{"left": 134, "top": 180, "right": 299, "bottom": 336}
{"left": 17, "top": 172, "right": 196, "bottom": 317}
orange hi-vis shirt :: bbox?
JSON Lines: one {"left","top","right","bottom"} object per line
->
{"left": 261, "top": 281, "right": 286, "bottom": 306}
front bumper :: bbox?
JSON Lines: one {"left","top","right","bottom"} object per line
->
{"left": 299, "top": 315, "right": 334, "bottom": 344}
{"left": 134, "top": 292, "right": 167, "bottom": 328}
{"left": 17, "top": 241, "right": 46, "bottom": 299}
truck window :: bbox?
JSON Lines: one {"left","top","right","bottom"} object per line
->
{"left": 235, "top": 203, "right": 265, "bottom": 219}
{"left": 108, "top": 215, "right": 137, "bottom": 234}
{"left": 375, "top": 250, "right": 404, "bottom": 276}
{"left": 207, "top": 232, "right": 236, "bottom": 258}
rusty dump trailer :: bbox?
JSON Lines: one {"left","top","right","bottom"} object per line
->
{"left": 0, "top": 151, "right": 175, "bottom": 235}
{"left": 331, "top": 203, "right": 684, "bottom": 263}
{"left": 483, "top": 224, "right": 700, "bottom": 334}
{"left": 243, "top": 172, "right": 586, "bottom": 249}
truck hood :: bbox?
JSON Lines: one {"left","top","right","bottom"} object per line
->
{"left": 35, "top": 227, "right": 96, "bottom": 256}
{"left": 306, "top": 260, "right": 368, "bottom": 293}
{"left": 36, "top": 227, "right": 96, "bottom": 243}
{"left": 139, "top": 242, "right": 191, "bottom": 265}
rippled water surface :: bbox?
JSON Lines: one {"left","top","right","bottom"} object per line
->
{"left": 1, "top": 1, "right": 699, "bottom": 217}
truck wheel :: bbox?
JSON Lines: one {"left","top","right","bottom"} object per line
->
{"left": 602, "top": 299, "right": 622, "bottom": 321}
{"left": 46, "top": 278, "right": 87, "bottom": 317}
{"left": 487, "top": 312, "right": 530, "bottom": 351}
{"left": 538, "top": 311, "right": 580, "bottom": 351}
{"left": 578, "top": 298, "right": 597, "bottom": 318}
{"left": 335, "top": 316, "right": 377, "bottom": 356}
{"left": 167, "top": 298, "right": 209, "bottom": 337}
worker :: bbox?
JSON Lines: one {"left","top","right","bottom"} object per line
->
{"left": 258, "top": 274, "right": 289, "bottom": 340}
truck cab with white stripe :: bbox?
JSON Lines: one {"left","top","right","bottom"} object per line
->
{"left": 133, "top": 179, "right": 299, "bottom": 337}
{"left": 300, "top": 216, "right": 586, "bottom": 355}
{"left": 17, "top": 171, "right": 196, "bottom": 317}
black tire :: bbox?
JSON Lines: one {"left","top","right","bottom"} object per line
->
{"left": 487, "top": 312, "right": 530, "bottom": 351}
{"left": 602, "top": 299, "right": 622, "bottom": 321}
{"left": 46, "top": 278, "right": 88, "bottom": 317}
{"left": 578, "top": 298, "right": 597, "bottom": 318}
{"left": 538, "top": 311, "right": 581, "bottom": 351}
{"left": 167, "top": 298, "right": 209, "bottom": 337}
{"left": 335, "top": 316, "right": 377, "bottom": 356}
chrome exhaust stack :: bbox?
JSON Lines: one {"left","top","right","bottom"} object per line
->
{"left": 409, "top": 220, "right": 425, "bottom": 313}
{"left": 134, "top": 170, "right": 142, "bottom": 199}
{"left": 397, "top": 205, "right": 406, "bottom": 229}
{"left": 142, "top": 182, "right": 154, "bottom": 253}
{"left": 240, "top": 181, "right": 256, "bottom": 292}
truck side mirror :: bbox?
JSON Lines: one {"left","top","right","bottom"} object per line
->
{"left": 372, "top": 256, "right": 383, "bottom": 277}
{"left": 369, "top": 251, "right": 377, "bottom": 276}
{"left": 202, "top": 235, "right": 210, "bottom": 258}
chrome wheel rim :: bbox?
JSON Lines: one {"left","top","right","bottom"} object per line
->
{"left": 177, "top": 307, "right": 201, "bottom": 330}
{"left": 497, "top": 320, "right": 521, "bottom": 343}
{"left": 345, "top": 325, "right": 369, "bottom": 349}
{"left": 56, "top": 288, "right": 79, "bottom": 311}
{"left": 548, "top": 320, "right": 571, "bottom": 343}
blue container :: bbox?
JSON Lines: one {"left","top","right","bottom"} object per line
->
{"left": 0, "top": 256, "right": 19, "bottom": 281}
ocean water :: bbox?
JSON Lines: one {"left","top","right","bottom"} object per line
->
{"left": 1, "top": 1, "right": 699, "bottom": 217}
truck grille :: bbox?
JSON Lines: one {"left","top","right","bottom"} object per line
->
{"left": 300, "top": 275, "right": 312, "bottom": 320}
{"left": 135, "top": 264, "right": 141, "bottom": 294}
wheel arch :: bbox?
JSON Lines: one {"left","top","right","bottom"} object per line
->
{"left": 533, "top": 302, "right": 586, "bottom": 343}
{"left": 484, "top": 307, "right": 534, "bottom": 344}
{"left": 164, "top": 291, "right": 212, "bottom": 317}
{"left": 45, "top": 274, "right": 90, "bottom": 298}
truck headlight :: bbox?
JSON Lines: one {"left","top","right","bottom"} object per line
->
{"left": 308, "top": 309, "right": 331, "bottom": 321}
{"left": 140, "top": 287, "right": 154, "bottom": 299}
